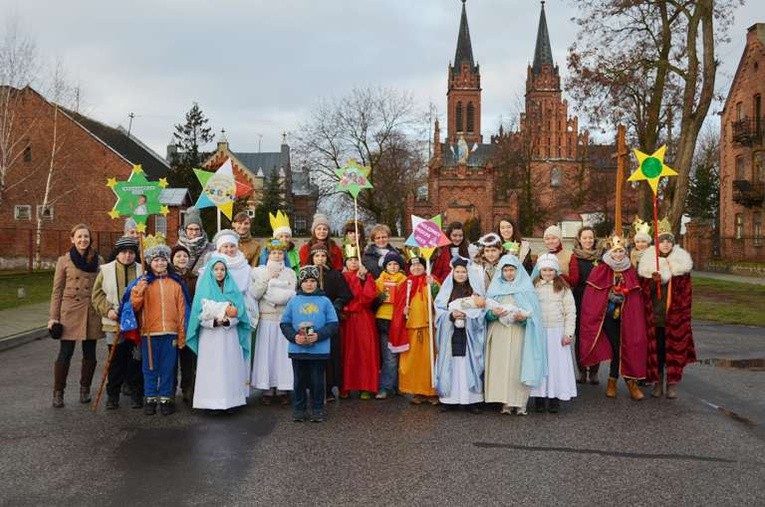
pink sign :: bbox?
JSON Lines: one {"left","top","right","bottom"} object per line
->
{"left": 413, "top": 221, "right": 443, "bottom": 247}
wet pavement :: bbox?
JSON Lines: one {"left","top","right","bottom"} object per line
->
{"left": 0, "top": 321, "right": 763, "bottom": 505}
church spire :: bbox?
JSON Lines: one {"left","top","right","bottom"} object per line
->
{"left": 453, "top": 0, "right": 474, "bottom": 72}
{"left": 532, "top": 1, "right": 554, "bottom": 74}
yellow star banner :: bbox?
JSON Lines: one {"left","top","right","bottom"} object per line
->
{"left": 628, "top": 145, "right": 678, "bottom": 195}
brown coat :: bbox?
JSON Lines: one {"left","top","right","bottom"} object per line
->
{"left": 49, "top": 254, "right": 105, "bottom": 341}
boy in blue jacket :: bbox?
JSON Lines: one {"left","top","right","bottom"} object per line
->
{"left": 280, "top": 265, "right": 339, "bottom": 422}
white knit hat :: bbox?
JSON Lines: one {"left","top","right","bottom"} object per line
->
{"left": 535, "top": 253, "right": 561, "bottom": 273}
{"left": 213, "top": 229, "right": 239, "bottom": 250}
{"left": 633, "top": 231, "right": 652, "bottom": 244}
{"left": 311, "top": 213, "right": 331, "bottom": 233}
{"left": 543, "top": 225, "right": 562, "bottom": 239}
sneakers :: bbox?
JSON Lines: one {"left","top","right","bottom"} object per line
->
{"left": 410, "top": 395, "right": 424, "bottom": 405}
{"left": 310, "top": 413, "right": 326, "bottom": 423}
{"left": 500, "top": 404, "right": 513, "bottom": 415}
{"left": 516, "top": 406, "right": 528, "bottom": 416}
{"left": 293, "top": 413, "right": 308, "bottom": 422}
{"left": 144, "top": 397, "right": 158, "bottom": 416}
{"left": 360, "top": 391, "right": 372, "bottom": 400}
{"left": 159, "top": 398, "right": 175, "bottom": 416}
{"left": 375, "top": 391, "right": 389, "bottom": 400}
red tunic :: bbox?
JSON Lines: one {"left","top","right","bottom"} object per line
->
{"left": 340, "top": 271, "right": 380, "bottom": 393}
{"left": 579, "top": 264, "right": 647, "bottom": 379}
{"left": 640, "top": 274, "right": 696, "bottom": 383}
{"left": 298, "top": 241, "right": 344, "bottom": 271}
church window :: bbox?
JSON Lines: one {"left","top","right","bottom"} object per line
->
{"left": 456, "top": 102, "right": 463, "bottom": 132}
{"left": 467, "top": 102, "right": 475, "bottom": 133}
{"left": 550, "top": 167, "right": 561, "bottom": 187}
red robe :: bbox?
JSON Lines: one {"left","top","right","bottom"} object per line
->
{"left": 579, "top": 264, "right": 647, "bottom": 379}
{"left": 640, "top": 274, "right": 696, "bottom": 383}
{"left": 298, "top": 241, "right": 344, "bottom": 271}
{"left": 340, "top": 271, "right": 380, "bottom": 393}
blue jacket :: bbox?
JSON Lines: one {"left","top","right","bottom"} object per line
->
{"left": 279, "top": 290, "right": 338, "bottom": 360}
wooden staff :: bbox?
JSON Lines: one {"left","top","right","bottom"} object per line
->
{"left": 425, "top": 257, "right": 435, "bottom": 388}
{"left": 91, "top": 325, "right": 121, "bottom": 411}
{"left": 354, "top": 196, "right": 362, "bottom": 261}
{"left": 652, "top": 193, "right": 662, "bottom": 299}
{"left": 614, "top": 124, "right": 627, "bottom": 237}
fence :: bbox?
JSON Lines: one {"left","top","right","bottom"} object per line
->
{"left": 0, "top": 228, "right": 123, "bottom": 271}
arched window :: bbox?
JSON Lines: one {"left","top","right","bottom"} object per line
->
{"left": 456, "top": 102, "right": 463, "bottom": 132}
{"left": 467, "top": 102, "right": 475, "bottom": 133}
{"left": 550, "top": 167, "right": 561, "bottom": 188}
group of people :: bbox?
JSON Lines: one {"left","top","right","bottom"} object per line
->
{"left": 48, "top": 210, "right": 696, "bottom": 422}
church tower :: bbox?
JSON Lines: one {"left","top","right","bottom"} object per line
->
{"left": 447, "top": 0, "right": 482, "bottom": 144}
{"left": 523, "top": 1, "right": 581, "bottom": 160}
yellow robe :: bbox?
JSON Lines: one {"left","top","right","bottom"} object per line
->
{"left": 398, "top": 283, "right": 437, "bottom": 396}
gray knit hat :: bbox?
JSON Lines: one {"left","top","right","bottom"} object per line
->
{"left": 114, "top": 236, "right": 139, "bottom": 255}
{"left": 123, "top": 217, "right": 138, "bottom": 235}
{"left": 184, "top": 207, "right": 203, "bottom": 229}
{"left": 311, "top": 213, "right": 331, "bottom": 233}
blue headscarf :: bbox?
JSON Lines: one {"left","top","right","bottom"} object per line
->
{"left": 486, "top": 254, "right": 547, "bottom": 387}
{"left": 185, "top": 255, "right": 251, "bottom": 362}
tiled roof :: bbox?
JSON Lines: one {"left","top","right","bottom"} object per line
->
{"left": 233, "top": 151, "right": 288, "bottom": 179}
{"left": 159, "top": 188, "right": 190, "bottom": 206}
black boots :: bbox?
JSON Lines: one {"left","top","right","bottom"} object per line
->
{"left": 144, "top": 397, "right": 158, "bottom": 416}
{"left": 159, "top": 397, "right": 175, "bottom": 416}
{"left": 52, "top": 361, "right": 69, "bottom": 408}
{"left": 79, "top": 359, "right": 97, "bottom": 404}
{"left": 547, "top": 398, "right": 560, "bottom": 413}
{"left": 534, "top": 397, "right": 547, "bottom": 413}
{"left": 106, "top": 395, "right": 119, "bottom": 410}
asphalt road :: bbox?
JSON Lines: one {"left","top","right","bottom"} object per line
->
{"left": 0, "top": 321, "right": 763, "bottom": 506}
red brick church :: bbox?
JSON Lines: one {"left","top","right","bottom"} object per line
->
{"left": 407, "top": 0, "right": 636, "bottom": 237}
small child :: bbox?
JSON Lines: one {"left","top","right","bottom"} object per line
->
{"left": 530, "top": 253, "right": 578, "bottom": 413}
{"left": 125, "top": 236, "right": 189, "bottom": 416}
{"left": 171, "top": 244, "right": 198, "bottom": 404}
{"left": 630, "top": 218, "right": 652, "bottom": 268}
{"left": 280, "top": 266, "right": 339, "bottom": 422}
{"left": 374, "top": 251, "right": 407, "bottom": 399}
{"left": 186, "top": 256, "right": 251, "bottom": 411}
{"left": 391, "top": 252, "right": 440, "bottom": 405}
{"left": 340, "top": 245, "right": 380, "bottom": 399}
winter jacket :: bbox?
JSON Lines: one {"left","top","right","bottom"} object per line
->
{"left": 92, "top": 260, "right": 142, "bottom": 331}
{"left": 50, "top": 254, "right": 104, "bottom": 341}
{"left": 250, "top": 263, "right": 297, "bottom": 321}
{"left": 130, "top": 274, "right": 187, "bottom": 347}
{"left": 534, "top": 281, "right": 576, "bottom": 336}
{"left": 279, "top": 291, "right": 339, "bottom": 359}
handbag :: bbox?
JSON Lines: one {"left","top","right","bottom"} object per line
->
{"left": 49, "top": 323, "right": 64, "bottom": 340}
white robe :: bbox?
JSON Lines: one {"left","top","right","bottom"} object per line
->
{"left": 193, "top": 318, "right": 248, "bottom": 410}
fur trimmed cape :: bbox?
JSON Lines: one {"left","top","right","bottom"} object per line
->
{"left": 638, "top": 246, "right": 696, "bottom": 383}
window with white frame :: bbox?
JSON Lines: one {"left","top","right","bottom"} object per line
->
{"left": 37, "top": 205, "right": 54, "bottom": 221}
{"left": 294, "top": 217, "right": 307, "bottom": 235}
{"left": 14, "top": 205, "right": 31, "bottom": 220}
{"left": 154, "top": 215, "right": 167, "bottom": 236}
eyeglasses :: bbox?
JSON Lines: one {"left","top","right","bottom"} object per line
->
{"left": 186, "top": 226, "right": 201, "bottom": 231}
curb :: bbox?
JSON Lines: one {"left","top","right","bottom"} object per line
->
{"left": 0, "top": 327, "right": 47, "bottom": 352}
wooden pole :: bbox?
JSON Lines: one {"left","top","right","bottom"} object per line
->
{"left": 615, "top": 124, "right": 627, "bottom": 237}
{"left": 425, "top": 257, "right": 435, "bottom": 389}
{"left": 92, "top": 329, "right": 121, "bottom": 411}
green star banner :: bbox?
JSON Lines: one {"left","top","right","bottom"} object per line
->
{"left": 107, "top": 164, "right": 168, "bottom": 227}
{"left": 336, "top": 160, "right": 373, "bottom": 198}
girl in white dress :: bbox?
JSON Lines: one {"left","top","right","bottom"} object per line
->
{"left": 530, "top": 253, "right": 577, "bottom": 413}
{"left": 186, "top": 256, "right": 251, "bottom": 411}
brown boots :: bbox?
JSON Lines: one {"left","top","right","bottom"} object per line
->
{"left": 666, "top": 383, "right": 679, "bottom": 399}
{"left": 605, "top": 377, "right": 645, "bottom": 400}
{"left": 53, "top": 361, "right": 69, "bottom": 408}
{"left": 79, "top": 359, "right": 97, "bottom": 404}
{"left": 651, "top": 373, "right": 664, "bottom": 398}
{"left": 587, "top": 364, "right": 600, "bottom": 385}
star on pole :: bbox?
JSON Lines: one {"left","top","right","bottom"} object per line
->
{"left": 628, "top": 145, "right": 678, "bottom": 195}
{"left": 336, "top": 160, "right": 373, "bottom": 199}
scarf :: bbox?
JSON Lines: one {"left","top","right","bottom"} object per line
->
{"left": 603, "top": 251, "right": 631, "bottom": 273}
{"left": 177, "top": 229, "right": 211, "bottom": 263}
{"left": 572, "top": 246, "right": 600, "bottom": 262}
{"left": 69, "top": 246, "right": 99, "bottom": 273}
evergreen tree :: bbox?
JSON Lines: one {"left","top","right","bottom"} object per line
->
{"left": 167, "top": 102, "right": 214, "bottom": 199}
{"left": 685, "top": 132, "right": 719, "bottom": 223}
{"left": 252, "top": 170, "right": 286, "bottom": 235}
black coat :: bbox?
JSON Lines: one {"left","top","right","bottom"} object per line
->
{"left": 362, "top": 243, "right": 402, "bottom": 279}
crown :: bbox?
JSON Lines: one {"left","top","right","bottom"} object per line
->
{"left": 657, "top": 217, "right": 672, "bottom": 235}
{"left": 143, "top": 233, "right": 167, "bottom": 251}
{"left": 266, "top": 239, "right": 288, "bottom": 251}
{"left": 269, "top": 210, "right": 290, "bottom": 233}
{"left": 405, "top": 247, "right": 422, "bottom": 260}
{"left": 607, "top": 234, "right": 625, "bottom": 251}
{"left": 343, "top": 243, "right": 359, "bottom": 259}
{"left": 503, "top": 241, "right": 520, "bottom": 254}
{"left": 632, "top": 216, "right": 652, "bottom": 235}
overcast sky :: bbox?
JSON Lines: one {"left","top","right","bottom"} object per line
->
{"left": 3, "top": 0, "right": 761, "bottom": 156}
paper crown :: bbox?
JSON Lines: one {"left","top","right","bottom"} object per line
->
{"left": 343, "top": 243, "right": 359, "bottom": 259}
{"left": 606, "top": 234, "right": 626, "bottom": 252}
{"left": 269, "top": 210, "right": 290, "bottom": 233}
{"left": 266, "top": 239, "right": 288, "bottom": 251}
{"left": 657, "top": 217, "right": 673, "bottom": 236}
{"left": 632, "top": 216, "right": 652, "bottom": 236}
{"left": 143, "top": 233, "right": 167, "bottom": 251}
{"left": 503, "top": 241, "right": 520, "bottom": 254}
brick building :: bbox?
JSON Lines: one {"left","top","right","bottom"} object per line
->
{"left": 200, "top": 134, "right": 318, "bottom": 236}
{"left": 719, "top": 23, "right": 765, "bottom": 262}
{"left": 0, "top": 86, "right": 185, "bottom": 269}
{"left": 407, "top": 0, "right": 636, "bottom": 237}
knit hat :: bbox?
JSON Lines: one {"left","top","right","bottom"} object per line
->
{"left": 634, "top": 231, "right": 653, "bottom": 244}
{"left": 143, "top": 234, "right": 171, "bottom": 263}
{"left": 382, "top": 251, "right": 405, "bottom": 271}
{"left": 184, "top": 207, "right": 203, "bottom": 229}
{"left": 213, "top": 229, "right": 239, "bottom": 250}
{"left": 123, "top": 217, "right": 138, "bottom": 235}
{"left": 299, "top": 265, "right": 320, "bottom": 283}
{"left": 343, "top": 220, "right": 364, "bottom": 234}
{"left": 311, "top": 213, "right": 331, "bottom": 233}
{"left": 310, "top": 241, "right": 329, "bottom": 255}
{"left": 170, "top": 244, "right": 190, "bottom": 262}
{"left": 535, "top": 253, "right": 561, "bottom": 273}
{"left": 543, "top": 225, "right": 562, "bottom": 240}
{"left": 114, "top": 236, "right": 139, "bottom": 256}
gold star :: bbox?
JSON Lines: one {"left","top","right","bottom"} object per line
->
{"left": 132, "top": 164, "right": 144, "bottom": 174}
{"left": 108, "top": 209, "right": 121, "bottom": 219}
{"left": 106, "top": 177, "right": 117, "bottom": 188}
{"left": 136, "top": 223, "right": 147, "bottom": 233}
{"left": 158, "top": 178, "right": 168, "bottom": 188}
{"left": 160, "top": 205, "right": 169, "bottom": 216}
{"left": 628, "top": 145, "right": 678, "bottom": 195}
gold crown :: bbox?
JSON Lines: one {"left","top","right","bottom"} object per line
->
{"left": 503, "top": 241, "right": 520, "bottom": 254}
{"left": 266, "top": 239, "right": 288, "bottom": 251}
{"left": 607, "top": 234, "right": 626, "bottom": 251}
{"left": 269, "top": 210, "right": 290, "bottom": 232}
{"left": 405, "top": 247, "right": 423, "bottom": 261}
{"left": 143, "top": 233, "right": 167, "bottom": 251}
{"left": 632, "top": 216, "right": 652, "bottom": 235}
{"left": 657, "top": 217, "right": 673, "bottom": 235}
{"left": 343, "top": 243, "right": 359, "bottom": 259}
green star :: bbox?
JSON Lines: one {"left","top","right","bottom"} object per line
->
{"left": 107, "top": 164, "right": 165, "bottom": 225}
{"left": 336, "top": 160, "right": 373, "bottom": 199}
{"left": 628, "top": 146, "right": 678, "bottom": 195}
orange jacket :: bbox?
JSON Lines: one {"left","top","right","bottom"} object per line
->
{"left": 130, "top": 275, "right": 186, "bottom": 347}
